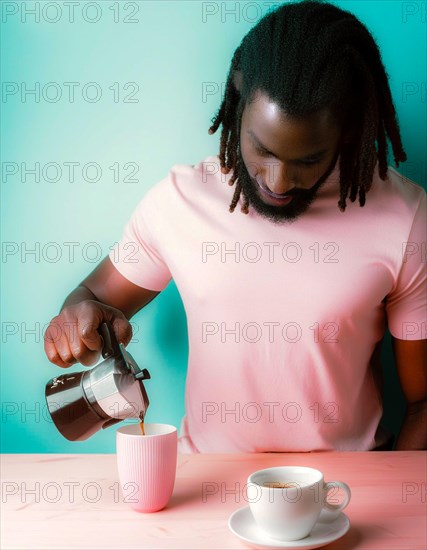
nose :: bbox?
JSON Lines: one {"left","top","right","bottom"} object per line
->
{"left": 263, "top": 162, "right": 297, "bottom": 195}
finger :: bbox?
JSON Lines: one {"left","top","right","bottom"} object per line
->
{"left": 44, "top": 320, "right": 75, "bottom": 368}
{"left": 68, "top": 338, "right": 101, "bottom": 367}
{"left": 112, "top": 315, "right": 133, "bottom": 346}
{"left": 78, "top": 313, "right": 103, "bottom": 352}
{"left": 54, "top": 327, "right": 77, "bottom": 366}
{"left": 79, "top": 307, "right": 132, "bottom": 349}
{"left": 45, "top": 341, "right": 75, "bottom": 368}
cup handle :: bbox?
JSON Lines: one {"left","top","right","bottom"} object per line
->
{"left": 321, "top": 481, "right": 351, "bottom": 521}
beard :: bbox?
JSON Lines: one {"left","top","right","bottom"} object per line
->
{"left": 236, "top": 149, "right": 340, "bottom": 224}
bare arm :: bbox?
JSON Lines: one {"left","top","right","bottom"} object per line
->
{"left": 392, "top": 337, "right": 427, "bottom": 450}
{"left": 63, "top": 256, "right": 160, "bottom": 319}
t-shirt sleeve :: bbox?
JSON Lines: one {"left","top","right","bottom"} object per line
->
{"left": 385, "top": 190, "right": 427, "bottom": 340}
{"left": 108, "top": 185, "right": 172, "bottom": 292}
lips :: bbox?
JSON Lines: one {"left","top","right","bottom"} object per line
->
{"left": 260, "top": 191, "right": 293, "bottom": 206}
{"left": 255, "top": 176, "right": 294, "bottom": 206}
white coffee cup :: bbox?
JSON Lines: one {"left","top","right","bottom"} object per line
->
{"left": 247, "top": 466, "right": 351, "bottom": 541}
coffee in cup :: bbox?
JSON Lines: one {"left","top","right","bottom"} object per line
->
{"left": 262, "top": 481, "right": 298, "bottom": 488}
{"left": 247, "top": 466, "right": 351, "bottom": 541}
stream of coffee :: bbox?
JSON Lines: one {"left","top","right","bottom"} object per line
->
{"left": 139, "top": 411, "right": 145, "bottom": 435}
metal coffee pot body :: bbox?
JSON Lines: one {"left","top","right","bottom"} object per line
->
{"left": 45, "top": 321, "right": 150, "bottom": 441}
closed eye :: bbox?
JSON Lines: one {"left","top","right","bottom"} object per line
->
{"left": 254, "top": 144, "right": 272, "bottom": 156}
{"left": 295, "top": 159, "right": 321, "bottom": 167}
{"left": 254, "top": 145, "right": 321, "bottom": 166}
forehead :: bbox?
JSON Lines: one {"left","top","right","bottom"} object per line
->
{"left": 242, "top": 91, "right": 339, "bottom": 149}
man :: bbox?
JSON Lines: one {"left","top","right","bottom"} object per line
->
{"left": 44, "top": 1, "right": 426, "bottom": 451}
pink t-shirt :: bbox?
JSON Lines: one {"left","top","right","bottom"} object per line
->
{"left": 109, "top": 154, "right": 426, "bottom": 452}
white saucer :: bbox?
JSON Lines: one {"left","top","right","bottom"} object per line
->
{"left": 228, "top": 506, "right": 350, "bottom": 550}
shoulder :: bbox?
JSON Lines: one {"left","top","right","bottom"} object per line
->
{"left": 366, "top": 164, "right": 426, "bottom": 229}
{"left": 143, "top": 154, "right": 230, "bottom": 216}
{"left": 379, "top": 165, "right": 426, "bottom": 210}
{"left": 147, "top": 154, "right": 222, "bottom": 197}
{"left": 173, "top": 154, "right": 224, "bottom": 189}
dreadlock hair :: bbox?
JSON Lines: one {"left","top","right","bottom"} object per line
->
{"left": 208, "top": 0, "right": 407, "bottom": 215}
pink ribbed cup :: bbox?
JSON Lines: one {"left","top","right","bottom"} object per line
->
{"left": 116, "top": 423, "right": 178, "bottom": 513}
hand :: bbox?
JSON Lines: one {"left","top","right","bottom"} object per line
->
{"left": 43, "top": 300, "right": 133, "bottom": 368}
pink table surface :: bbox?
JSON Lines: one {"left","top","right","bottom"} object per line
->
{"left": 1, "top": 451, "right": 426, "bottom": 549}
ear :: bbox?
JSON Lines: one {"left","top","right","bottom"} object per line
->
{"left": 232, "top": 70, "right": 243, "bottom": 92}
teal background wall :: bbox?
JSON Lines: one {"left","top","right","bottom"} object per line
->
{"left": 1, "top": 1, "right": 425, "bottom": 453}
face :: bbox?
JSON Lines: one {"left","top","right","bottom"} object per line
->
{"left": 237, "top": 91, "right": 343, "bottom": 224}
